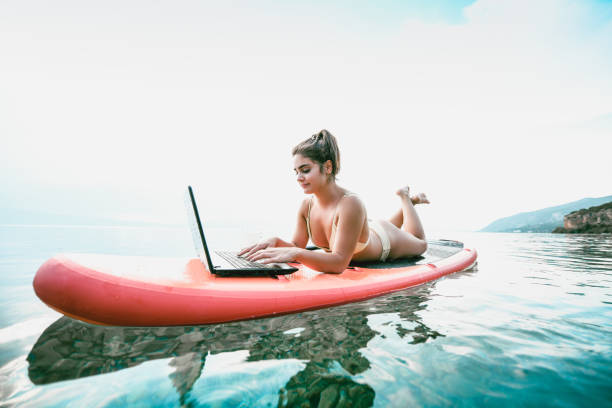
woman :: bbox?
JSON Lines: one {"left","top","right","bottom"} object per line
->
{"left": 239, "top": 129, "right": 429, "bottom": 273}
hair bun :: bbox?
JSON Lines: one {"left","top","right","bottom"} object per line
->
{"left": 293, "top": 129, "right": 341, "bottom": 179}
{"left": 312, "top": 131, "right": 325, "bottom": 142}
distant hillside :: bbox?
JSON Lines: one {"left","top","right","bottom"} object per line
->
{"left": 480, "top": 195, "right": 612, "bottom": 232}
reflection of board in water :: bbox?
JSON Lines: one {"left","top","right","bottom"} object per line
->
{"left": 27, "top": 267, "right": 476, "bottom": 407}
{"left": 32, "top": 240, "right": 477, "bottom": 326}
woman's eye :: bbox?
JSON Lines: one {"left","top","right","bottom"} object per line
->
{"left": 294, "top": 167, "right": 310, "bottom": 176}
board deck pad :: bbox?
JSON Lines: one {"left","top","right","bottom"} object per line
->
{"left": 348, "top": 239, "right": 463, "bottom": 269}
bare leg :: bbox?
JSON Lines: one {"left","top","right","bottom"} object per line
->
{"left": 389, "top": 209, "right": 403, "bottom": 228}
{"left": 395, "top": 186, "right": 426, "bottom": 240}
{"left": 388, "top": 192, "right": 429, "bottom": 228}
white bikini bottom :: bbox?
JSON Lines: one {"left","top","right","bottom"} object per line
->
{"left": 369, "top": 220, "right": 391, "bottom": 262}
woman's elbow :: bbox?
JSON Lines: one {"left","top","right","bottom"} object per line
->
{"left": 326, "top": 258, "right": 350, "bottom": 274}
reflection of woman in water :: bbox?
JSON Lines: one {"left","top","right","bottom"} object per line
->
{"left": 240, "top": 129, "right": 430, "bottom": 273}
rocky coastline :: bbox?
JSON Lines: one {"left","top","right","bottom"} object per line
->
{"left": 553, "top": 201, "right": 612, "bottom": 234}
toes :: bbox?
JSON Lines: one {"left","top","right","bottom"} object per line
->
{"left": 419, "top": 193, "right": 430, "bottom": 204}
{"left": 396, "top": 186, "right": 411, "bottom": 197}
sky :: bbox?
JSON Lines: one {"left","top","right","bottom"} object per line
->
{"left": 1, "top": 0, "right": 611, "bottom": 235}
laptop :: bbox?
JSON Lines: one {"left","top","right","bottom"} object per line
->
{"left": 185, "top": 186, "right": 298, "bottom": 277}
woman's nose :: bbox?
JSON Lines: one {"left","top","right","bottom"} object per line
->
{"left": 296, "top": 173, "right": 304, "bottom": 181}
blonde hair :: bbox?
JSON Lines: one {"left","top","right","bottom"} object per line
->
{"left": 292, "top": 129, "right": 340, "bottom": 179}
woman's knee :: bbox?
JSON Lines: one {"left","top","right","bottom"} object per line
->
{"left": 416, "top": 239, "right": 427, "bottom": 255}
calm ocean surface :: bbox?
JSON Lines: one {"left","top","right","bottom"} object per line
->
{"left": 0, "top": 225, "right": 610, "bottom": 407}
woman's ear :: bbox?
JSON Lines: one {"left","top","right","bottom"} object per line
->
{"left": 324, "top": 160, "right": 332, "bottom": 175}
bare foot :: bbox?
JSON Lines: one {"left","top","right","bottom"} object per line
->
{"left": 396, "top": 186, "right": 411, "bottom": 198}
{"left": 411, "top": 193, "right": 430, "bottom": 205}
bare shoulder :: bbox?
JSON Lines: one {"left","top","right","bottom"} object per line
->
{"left": 297, "top": 196, "right": 312, "bottom": 217}
{"left": 339, "top": 194, "right": 366, "bottom": 217}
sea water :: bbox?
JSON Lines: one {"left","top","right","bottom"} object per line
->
{"left": 0, "top": 225, "right": 610, "bottom": 407}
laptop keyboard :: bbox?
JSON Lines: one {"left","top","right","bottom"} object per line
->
{"left": 215, "top": 251, "right": 275, "bottom": 269}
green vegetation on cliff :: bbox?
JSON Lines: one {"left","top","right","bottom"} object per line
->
{"left": 553, "top": 201, "right": 612, "bottom": 234}
{"left": 566, "top": 201, "right": 612, "bottom": 216}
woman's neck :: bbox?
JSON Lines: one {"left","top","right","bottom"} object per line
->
{"left": 313, "top": 181, "right": 345, "bottom": 207}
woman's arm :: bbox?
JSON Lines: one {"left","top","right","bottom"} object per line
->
{"left": 249, "top": 196, "right": 366, "bottom": 273}
{"left": 290, "top": 197, "right": 310, "bottom": 248}
{"left": 294, "top": 248, "right": 351, "bottom": 274}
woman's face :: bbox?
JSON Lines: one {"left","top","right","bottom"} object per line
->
{"left": 293, "top": 154, "right": 327, "bottom": 194}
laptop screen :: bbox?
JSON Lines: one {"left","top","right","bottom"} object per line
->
{"left": 184, "top": 186, "right": 215, "bottom": 272}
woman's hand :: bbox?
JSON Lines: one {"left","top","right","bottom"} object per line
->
{"left": 238, "top": 237, "right": 278, "bottom": 259}
{"left": 246, "top": 247, "right": 300, "bottom": 264}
